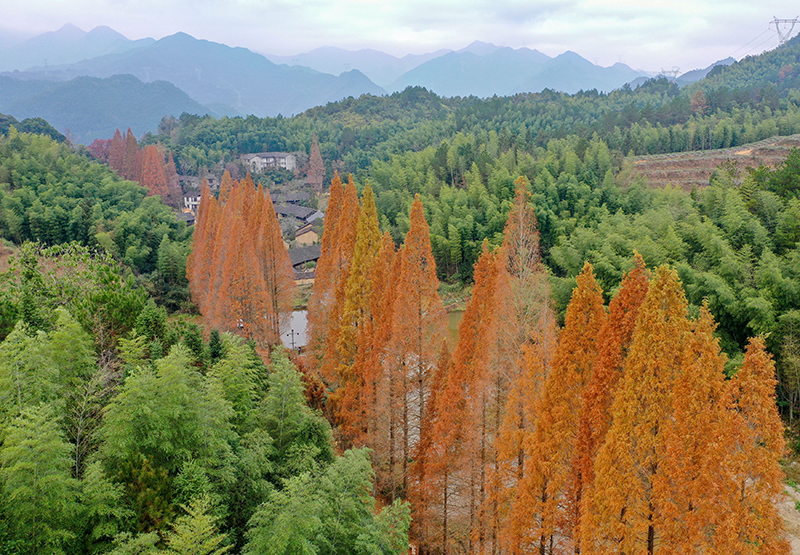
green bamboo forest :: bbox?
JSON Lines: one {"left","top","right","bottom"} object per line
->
{"left": 1, "top": 31, "right": 800, "bottom": 555}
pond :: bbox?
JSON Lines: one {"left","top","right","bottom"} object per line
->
{"left": 282, "top": 310, "right": 308, "bottom": 350}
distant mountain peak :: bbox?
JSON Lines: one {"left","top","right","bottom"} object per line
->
{"left": 677, "top": 57, "right": 736, "bottom": 83}
{"left": 0, "top": 24, "right": 154, "bottom": 72}
{"left": 86, "top": 26, "right": 128, "bottom": 41}
{"left": 457, "top": 41, "right": 501, "bottom": 56}
{"left": 55, "top": 23, "right": 85, "bottom": 36}
{"left": 162, "top": 31, "right": 196, "bottom": 42}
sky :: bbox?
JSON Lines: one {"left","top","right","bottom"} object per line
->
{"left": 1, "top": 0, "right": 799, "bottom": 72}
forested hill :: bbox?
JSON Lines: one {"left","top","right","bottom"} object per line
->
{"left": 154, "top": 34, "right": 800, "bottom": 183}
{"left": 0, "top": 127, "right": 192, "bottom": 324}
{"left": 1, "top": 29, "right": 800, "bottom": 554}
{"left": 688, "top": 33, "right": 800, "bottom": 96}
{"left": 136, "top": 36, "right": 800, "bottom": 399}
{"left": 0, "top": 74, "right": 212, "bottom": 144}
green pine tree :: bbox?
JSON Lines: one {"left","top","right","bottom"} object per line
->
{"left": 165, "top": 495, "right": 231, "bottom": 555}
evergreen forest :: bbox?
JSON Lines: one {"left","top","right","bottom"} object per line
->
{"left": 1, "top": 29, "right": 800, "bottom": 555}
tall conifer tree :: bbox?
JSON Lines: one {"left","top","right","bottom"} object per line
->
{"left": 515, "top": 262, "right": 605, "bottom": 554}
{"left": 307, "top": 173, "right": 343, "bottom": 358}
{"left": 332, "top": 183, "right": 382, "bottom": 446}
{"left": 484, "top": 176, "right": 549, "bottom": 554}
{"left": 122, "top": 128, "right": 139, "bottom": 181}
{"left": 186, "top": 180, "right": 213, "bottom": 310}
{"left": 108, "top": 128, "right": 125, "bottom": 174}
{"left": 255, "top": 184, "right": 297, "bottom": 346}
{"left": 583, "top": 267, "right": 690, "bottom": 555}
{"left": 573, "top": 254, "right": 649, "bottom": 549}
{"left": 139, "top": 145, "right": 170, "bottom": 197}
{"left": 319, "top": 176, "right": 361, "bottom": 386}
{"left": 727, "top": 337, "right": 790, "bottom": 554}
{"left": 430, "top": 242, "right": 499, "bottom": 553}
{"left": 187, "top": 176, "right": 294, "bottom": 346}
{"left": 388, "top": 195, "right": 446, "bottom": 499}
{"left": 410, "top": 340, "right": 451, "bottom": 555}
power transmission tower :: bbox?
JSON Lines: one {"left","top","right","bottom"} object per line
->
{"left": 660, "top": 66, "right": 681, "bottom": 81}
{"left": 771, "top": 16, "right": 800, "bottom": 46}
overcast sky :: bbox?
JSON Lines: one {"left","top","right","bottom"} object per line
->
{"left": 2, "top": 0, "right": 799, "bottom": 71}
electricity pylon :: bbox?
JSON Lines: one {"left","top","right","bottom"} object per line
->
{"left": 771, "top": 16, "right": 800, "bottom": 46}
{"left": 660, "top": 67, "right": 681, "bottom": 81}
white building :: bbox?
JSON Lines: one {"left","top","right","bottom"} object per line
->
{"left": 183, "top": 189, "right": 202, "bottom": 213}
{"left": 241, "top": 152, "right": 297, "bottom": 172}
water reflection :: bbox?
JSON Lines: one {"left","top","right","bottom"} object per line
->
{"left": 282, "top": 309, "right": 462, "bottom": 350}
{"left": 282, "top": 310, "right": 308, "bottom": 350}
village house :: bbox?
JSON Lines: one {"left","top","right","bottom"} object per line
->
{"left": 241, "top": 152, "right": 298, "bottom": 172}
{"left": 288, "top": 244, "right": 321, "bottom": 282}
{"left": 176, "top": 212, "right": 195, "bottom": 226}
{"left": 179, "top": 174, "right": 218, "bottom": 190}
{"left": 183, "top": 189, "right": 202, "bottom": 213}
{"left": 270, "top": 191, "right": 311, "bottom": 204}
{"left": 274, "top": 203, "right": 319, "bottom": 223}
{"left": 294, "top": 223, "right": 319, "bottom": 246}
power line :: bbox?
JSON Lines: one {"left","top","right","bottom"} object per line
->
{"left": 739, "top": 34, "right": 780, "bottom": 59}
{"left": 725, "top": 18, "right": 800, "bottom": 62}
{"left": 771, "top": 16, "right": 800, "bottom": 46}
{"left": 727, "top": 28, "right": 771, "bottom": 58}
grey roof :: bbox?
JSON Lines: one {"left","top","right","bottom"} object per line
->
{"left": 242, "top": 151, "right": 293, "bottom": 159}
{"left": 306, "top": 211, "right": 324, "bottom": 223}
{"left": 288, "top": 245, "right": 321, "bottom": 267}
{"left": 269, "top": 191, "right": 311, "bottom": 204}
{"left": 274, "top": 203, "right": 316, "bottom": 220}
{"left": 176, "top": 212, "right": 195, "bottom": 225}
{"left": 282, "top": 191, "right": 310, "bottom": 203}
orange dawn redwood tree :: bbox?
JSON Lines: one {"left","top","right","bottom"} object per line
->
{"left": 411, "top": 339, "right": 452, "bottom": 554}
{"left": 363, "top": 231, "right": 397, "bottom": 434}
{"left": 319, "top": 175, "right": 361, "bottom": 388}
{"left": 571, "top": 254, "right": 649, "bottom": 550}
{"left": 108, "top": 129, "right": 124, "bottom": 174}
{"left": 387, "top": 194, "right": 446, "bottom": 500}
{"left": 513, "top": 262, "right": 606, "bottom": 554}
{"left": 496, "top": 298, "right": 558, "bottom": 555}
{"left": 122, "top": 128, "right": 138, "bottom": 181}
{"left": 425, "top": 241, "right": 499, "bottom": 554}
{"left": 306, "top": 172, "right": 343, "bottom": 356}
{"left": 484, "top": 176, "right": 551, "bottom": 554}
{"left": 371, "top": 238, "right": 404, "bottom": 500}
{"left": 138, "top": 145, "right": 170, "bottom": 198}
{"left": 254, "top": 181, "right": 296, "bottom": 344}
{"left": 582, "top": 266, "right": 693, "bottom": 555}
{"left": 332, "top": 183, "right": 382, "bottom": 446}
{"left": 653, "top": 304, "right": 740, "bottom": 554}
{"left": 186, "top": 175, "right": 295, "bottom": 346}
{"left": 186, "top": 179, "right": 214, "bottom": 310}
{"left": 582, "top": 268, "right": 789, "bottom": 554}
{"left": 727, "top": 336, "right": 790, "bottom": 554}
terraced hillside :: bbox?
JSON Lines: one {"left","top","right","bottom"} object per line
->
{"left": 631, "top": 134, "right": 800, "bottom": 190}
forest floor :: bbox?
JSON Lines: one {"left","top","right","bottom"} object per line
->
{"left": 780, "top": 482, "right": 800, "bottom": 552}
{"left": 630, "top": 134, "right": 800, "bottom": 191}
{"left": 782, "top": 459, "right": 800, "bottom": 552}
{"left": 0, "top": 242, "right": 14, "bottom": 273}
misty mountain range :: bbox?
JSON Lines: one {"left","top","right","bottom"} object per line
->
{"left": 0, "top": 25, "right": 731, "bottom": 143}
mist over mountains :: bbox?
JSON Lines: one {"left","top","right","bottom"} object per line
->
{"left": 0, "top": 26, "right": 733, "bottom": 143}
{"left": 0, "top": 24, "right": 155, "bottom": 72}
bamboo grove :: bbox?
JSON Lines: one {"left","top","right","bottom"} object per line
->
{"left": 186, "top": 172, "right": 788, "bottom": 553}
